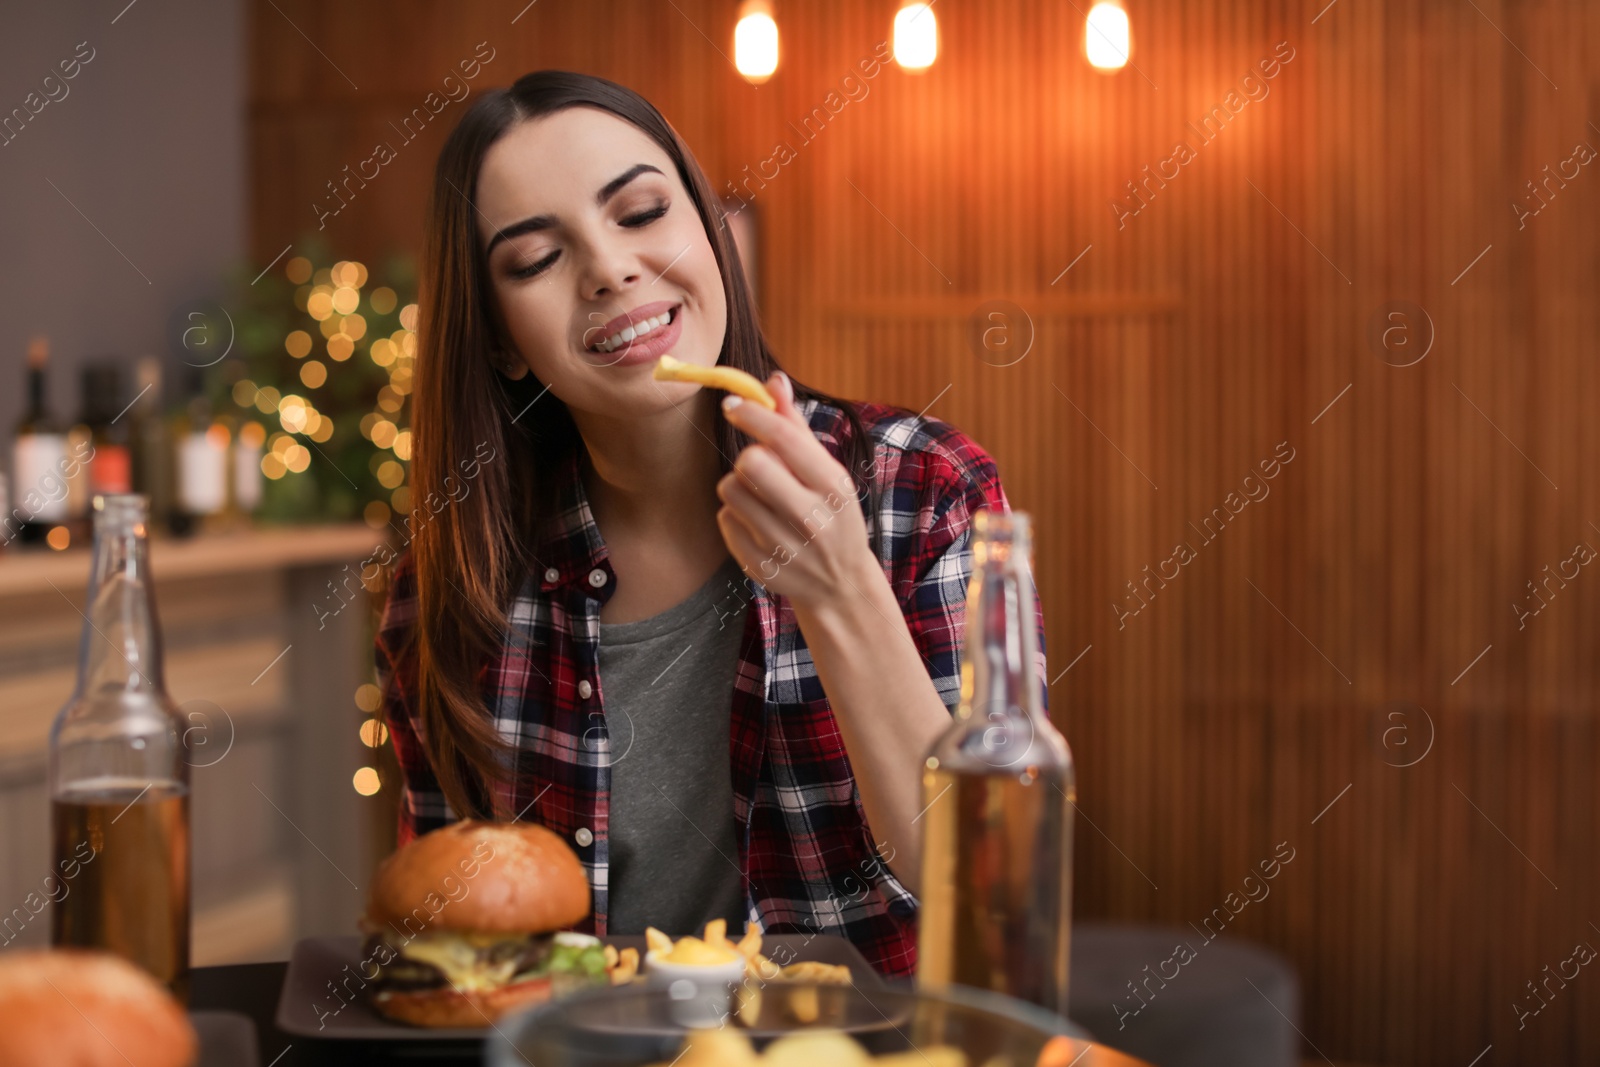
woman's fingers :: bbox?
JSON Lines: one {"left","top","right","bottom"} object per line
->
{"left": 721, "top": 374, "right": 851, "bottom": 498}
{"left": 724, "top": 444, "right": 815, "bottom": 524}
{"left": 717, "top": 503, "right": 778, "bottom": 579}
{"left": 718, "top": 464, "right": 805, "bottom": 559}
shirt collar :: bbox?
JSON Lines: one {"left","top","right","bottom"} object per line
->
{"left": 532, "top": 397, "right": 828, "bottom": 594}
{"left": 534, "top": 446, "right": 610, "bottom": 593}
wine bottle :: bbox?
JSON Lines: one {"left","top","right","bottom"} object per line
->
{"left": 80, "top": 362, "right": 134, "bottom": 499}
{"left": 10, "top": 336, "right": 71, "bottom": 546}
{"left": 916, "top": 508, "right": 1075, "bottom": 1014}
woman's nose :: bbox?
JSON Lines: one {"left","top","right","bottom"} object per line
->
{"left": 580, "top": 237, "right": 642, "bottom": 301}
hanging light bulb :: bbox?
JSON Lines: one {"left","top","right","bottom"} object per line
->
{"left": 894, "top": 3, "right": 938, "bottom": 70}
{"left": 734, "top": 0, "right": 779, "bottom": 83}
{"left": 1085, "top": 2, "right": 1131, "bottom": 70}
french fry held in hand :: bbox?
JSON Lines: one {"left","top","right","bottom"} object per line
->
{"left": 653, "top": 355, "right": 777, "bottom": 410}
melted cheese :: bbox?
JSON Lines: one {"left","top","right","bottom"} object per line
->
{"left": 660, "top": 934, "right": 742, "bottom": 966}
{"left": 397, "top": 932, "right": 521, "bottom": 992}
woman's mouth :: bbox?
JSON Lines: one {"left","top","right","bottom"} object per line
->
{"left": 588, "top": 304, "right": 679, "bottom": 355}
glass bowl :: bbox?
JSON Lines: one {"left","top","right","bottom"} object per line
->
{"left": 487, "top": 978, "right": 1085, "bottom": 1067}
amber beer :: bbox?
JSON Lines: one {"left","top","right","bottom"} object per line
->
{"left": 49, "top": 495, "right": 191, "bottom": 999}
{"left": 52, "top": 783, "right": 190, "bottom": 998}
{"left": 917, "top": 509, "right": 1075, "bottom": 1015}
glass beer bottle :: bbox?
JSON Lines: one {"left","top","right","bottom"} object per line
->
{"left": 49, "top": 494, "right": 191, "bottom": 1001}
{"left": 917, "top": 508, "right": 1075, "bottom": 1015}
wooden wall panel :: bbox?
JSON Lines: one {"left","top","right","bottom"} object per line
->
{"left": 249, "top": 2, "right": 1600, "bottom": 1063}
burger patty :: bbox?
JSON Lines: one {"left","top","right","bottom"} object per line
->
{"left": 363, "top": 932, "right": 555, "bottom": 993}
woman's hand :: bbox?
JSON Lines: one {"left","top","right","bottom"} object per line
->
{"left": 715, "top": 371, "right": 878, "bottom": 611}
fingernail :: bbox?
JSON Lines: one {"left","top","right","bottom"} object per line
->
{"left": 723, "top": 394, "right": 743, "bottom": 412}
{"left": 776, "top": 371, "right": 791, "bottom": 399}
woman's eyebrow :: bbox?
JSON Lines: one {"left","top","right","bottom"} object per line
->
{"left": 484, "top": 163, "right": 665, "bottom": 256}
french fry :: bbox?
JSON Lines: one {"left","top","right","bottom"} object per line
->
{"left": 778, "top": 961, "right": 852, "bottom": 985}
{"left": 747, "top": 951, "right": 782, "bottom": 982}
{"left": 736, "top": 925, "right": 763, "bottom": 960}
{"left": 788, "top": 985, "right": 821, "bottom": 1025}
{"left": 653, "top": 355, "right": 777, "bottom": 410}
{"left": 645, "top": 926, "right": 675, "bottom": 958}
{"left": 669, "top": 1027, "right": 761, "bottom": 1067}
{"left": 762, "top": 1031, "right": 868, "bottom": 1067}
{"left": 734, "top": 978, "right": 763, "bottom": 1027}
{"left": 609, "top": 946, "right": 640, "bottom": 985}
{"left": 704, "top": 918, "right": 728, "bottom": 948}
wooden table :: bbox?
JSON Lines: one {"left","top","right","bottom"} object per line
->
{"left": 191, "top": 961, "right": 1155, "bottom": 1066}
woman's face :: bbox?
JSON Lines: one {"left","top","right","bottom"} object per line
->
{"left": 474, "top": 107, "right": 728, "bottom": 416}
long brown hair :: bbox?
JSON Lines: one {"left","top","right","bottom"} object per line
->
{"left": 402, "top": 70, "right": 881, "bottom": 819}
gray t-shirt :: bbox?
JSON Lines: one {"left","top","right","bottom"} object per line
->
{"left": 599, "top": 555, "right": 749, "bottom": 936}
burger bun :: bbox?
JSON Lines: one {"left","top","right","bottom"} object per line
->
{"left": 367, "top": 820, "right": 590, "bottom": 934}
{"left": 371, "top": 973, "right": 555, "bottom": 1029}
{"left": 0, "top": 949, "right": 197, "bottom": 1067}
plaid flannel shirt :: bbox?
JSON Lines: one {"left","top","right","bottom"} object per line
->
{"left": 376, "top": 396, "right": 1049, "bottom": 978}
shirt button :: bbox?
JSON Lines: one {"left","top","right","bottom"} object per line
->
{"left": 588, "top": 568, "right": 608, "bottom": 588}
{"left": 574, "top": 827, "right": 594, "bottom": 847}
{"left": 544, "top": 567, "right": 560, "bottom": 582}
{"left": 577, "top": 679, "right": 594, "bottom": 699}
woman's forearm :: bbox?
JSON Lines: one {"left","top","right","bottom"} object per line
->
{"left": 789, "top": 554, "right": 953, "bottom": 898}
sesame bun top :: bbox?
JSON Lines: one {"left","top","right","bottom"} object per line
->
{"left": 365, "top": 820, "right": 591, "bottom": 934}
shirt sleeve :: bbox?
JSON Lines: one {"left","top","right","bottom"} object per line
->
{"left": 375, "top": 552, "right": 455, "bottom": 847}
{"left": 897, "top": 443, "right": 1050, "bottom": 720}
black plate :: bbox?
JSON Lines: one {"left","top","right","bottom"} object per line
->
{"left": 274, "top": 933, "right": 877, "bottom": 1041}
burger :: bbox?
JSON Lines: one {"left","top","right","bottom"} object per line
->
{"left": 362, "top": 820, "right": 617, "bottom": 1028}
{"left": 0, "top": 949, "right": 197, "bottom": 1067}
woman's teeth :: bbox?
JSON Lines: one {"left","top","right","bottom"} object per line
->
{"left": 593, "top": 309, "right": 673, "bottom": 354}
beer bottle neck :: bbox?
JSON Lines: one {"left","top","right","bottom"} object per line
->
{"left": 962, "top": 546, "right": 1048, "bottom": 726}
{"left": 77, "top": 498, "right": 165, "bottom": 696}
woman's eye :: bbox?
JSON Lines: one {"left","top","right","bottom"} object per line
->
{"left": 621, "top": 203, "right": 668, "bottom": 228}
{"left": 504, "top": 203, "right": 666, "bottom": 279}
{"left": 509, "top": 250, "right": 559, "bottom": 280}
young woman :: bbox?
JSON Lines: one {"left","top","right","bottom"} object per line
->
{"left": 377, "top": 70, "right": 1048, "bottom": 978}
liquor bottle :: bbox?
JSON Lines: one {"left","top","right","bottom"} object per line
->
{"left": 81, "top": 362, "right": 134, "bottom": 499}
{"left": 916, "top": 508, "right": 1075, "bottom": 1015}
{"left": 10, "top": 336, "right": 71, "bottom": 545}
{"left": 49, "top": 494, "right": 191, "bottom": 1001}
{"left": 129, "top": 357, "right": 174, "bottom": 532}
{"left": 169, "top": 367, "right": 226, "bottom": 537}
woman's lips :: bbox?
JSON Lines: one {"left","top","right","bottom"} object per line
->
{"left": 586, "top": 306, "right": 683, "bottom": 367}
{"left": 590, "top": 300, "right": 678, "bottom": 341}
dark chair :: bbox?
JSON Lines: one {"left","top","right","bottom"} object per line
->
{"left": 1068, "top": 923, "right": 1302, "bottom": 1067}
